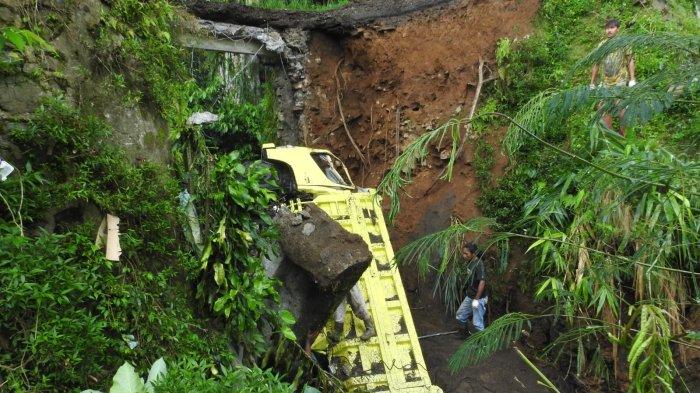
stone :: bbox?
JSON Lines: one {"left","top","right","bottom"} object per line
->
{"left": 301, "top": 222, "right": 315, "bottom": 236}
{"left": 0, "top": 76, "right": 44, "bottom": 114}
{"left": 272, "top": 204, "right": 371, "bottom": 340}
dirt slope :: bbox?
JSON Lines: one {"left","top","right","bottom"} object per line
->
{"left": 302, "top": 0, "right": 538, "bottom": 244}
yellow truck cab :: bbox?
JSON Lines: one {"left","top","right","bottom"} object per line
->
{"left": 262, "top": 143, "right": 442, "bottom": 393}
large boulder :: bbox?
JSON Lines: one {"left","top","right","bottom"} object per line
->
{"left": 267, "top": 203, "right": 371, "bottom": 341}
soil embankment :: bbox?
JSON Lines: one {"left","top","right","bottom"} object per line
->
{"left": 302, "top": 0, "right": 536, "bottom": 247}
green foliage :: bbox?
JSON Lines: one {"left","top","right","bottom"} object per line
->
{"left": 0, "top": 228, "right": 119, "bottom": 390}
{"left": 382, "top": 3, "right": 700, "bottom": 390}
{"left": 5, "top": 98, "right": 179, "bottom": 256}
{"left": 448, "top": 313, "right": 533, "bottom": 370}
{"left": 377, "top": 117, "right": 462, "bottom": 222}
{"left": 197, "top": 151, "right": 283, "bottom": 355}
{"left": 0, "top": 225, "right": 225, "bottom": 391}
{"left": 394, "top": 217, "right": 505, "bottom": 314}
{"left": 218, "top": 0, "right": 349, "bottom": 12}
{"left": 0, "top": 98, "right": 229, "bottom": 391}
{"left": 627, "top": 305, "right": 674, "bottom": 393}
{"left": 153, "top": 359, "right": 293, "bottom": 393}
{"left": 0, "top": 26, "right": 56, "bottom": 73}
{"left": 473, "top": 139, "right": 495, "bottom": 188}
{"left": 97, "top": 0, "right": 194, "bottom": 132}
{"left": 189, "top": 51, "right": 278, "bottom": 152}
{"left": 176, "top": 113, "right": 289, "bottom": 356}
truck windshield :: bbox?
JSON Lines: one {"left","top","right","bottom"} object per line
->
{"left": 312, "top": 153, "right": 352, "bottom": 186}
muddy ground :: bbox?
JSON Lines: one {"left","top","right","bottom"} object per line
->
{"left": 297, "top": 0, "right": 584, "bottom": 391}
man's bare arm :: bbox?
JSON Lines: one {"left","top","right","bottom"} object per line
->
{"left": 628, "top": 57, "right": 636, "bottom": 81}
{"left": 475, "top": 280, "right": 486, "bottom": 300}
{"left": 591, "top": 63, "right": 599, "bottom": 85}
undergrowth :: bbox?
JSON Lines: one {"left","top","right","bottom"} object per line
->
{"left": 215, "top": 0, "right": 349, "bottom": 12}
{"left": 0, "top": 97, "right": 232, "bottom": 391}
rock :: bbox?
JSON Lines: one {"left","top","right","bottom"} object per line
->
{"left": 0, "top": 76, "right": 44, "bottom": 114}
{"left": 272, "top": 204, "right": 371, "bottom": 340}
{"left": 290, "top": 215, "right": 303, "bottom": 226}
{"left": 301, "top": 222, "right": 315, "bottom": 236}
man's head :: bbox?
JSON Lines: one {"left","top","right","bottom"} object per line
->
{"left": 605, "top": 18, "right": 620, "bottom": 38}
{"left": 461, "top": 242, "right": 478, "bottom": 260}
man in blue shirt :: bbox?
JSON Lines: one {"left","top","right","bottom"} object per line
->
{"left": 455, "top": 242, "right": 488, "bottom": 333}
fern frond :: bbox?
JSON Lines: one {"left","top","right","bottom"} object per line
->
{"left": 395, "top": 217, "right": 497, "bottom": 272}
{"left": 448, "top": 313, "right": 534, "bottom": 371}
{"left": 571, "top": 33, "right": 700, "bottom": 73}
{"left": 543, "top": 325, "right": 608, "bottom": 359}
{"left": 377, "top": 117, "right": 463, "bottom": 223}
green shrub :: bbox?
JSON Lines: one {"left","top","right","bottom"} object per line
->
{"left": 0, "top": 223, "right": 230, "bottom": 391}
{"left": 97, "top": 0, "right": 194, "bottom": 132}
{"left": 154, "top": 360, "right": 293, "bottom": 393}
{"left": 6, "top": 98, "right": 180, "bottom": 257}
{"left": 0, "top": 227, "right": 121, "bottom": 390}
{"left": 474, "top": 139, "right": 495, "bottom": 188}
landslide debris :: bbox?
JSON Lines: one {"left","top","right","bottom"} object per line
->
{"left": 269, "top": 204, "right": 372, "bottom": 339}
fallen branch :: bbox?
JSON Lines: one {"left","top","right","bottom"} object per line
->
{"left": 335, "top": 59, "right": 367, "bottom": 165}
{"left": 418, "top": 330, "right": 459, "bottom": 339}
{"left": 425, "top": 58, "right": 489, "bottom": 194}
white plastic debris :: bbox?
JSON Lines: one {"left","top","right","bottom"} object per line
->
{"left": 95, "top": 214, "right": 122, "bottom": 261}
{"left": 121, "top": 334, "right": 139, "bottom": 349}
{"left": 0, "top": 158, "right": 15, "bottom": 181}
{"left": 186, "top": 111, "right": 220, "bottom": 126}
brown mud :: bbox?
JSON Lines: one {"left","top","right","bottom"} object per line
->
{"left": 302, "top": 0, "right": 537, "bottom": 246}
{"left": 298, "top": 1, "right": 584, "bottom": 391}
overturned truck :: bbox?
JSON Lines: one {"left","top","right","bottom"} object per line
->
{"left": 263, "top": 144, "right": 442, "bottom": 393}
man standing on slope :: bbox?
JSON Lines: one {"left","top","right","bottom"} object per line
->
{"left": 456, "top": 242, "right": 488, "bottom": 334}
{"left": 590, "top": 18, "right": 636, "bottom": 136}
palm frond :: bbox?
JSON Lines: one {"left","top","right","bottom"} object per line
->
{"left": 505, "top": 33, "right": 699, "bottom": 158}
{"left": 377, "top": 117, "right": 463, "bottom": 223}
{"left": 543, "top": 325, "right": 608, "bottom": 359}
{"left": 395, "top": 217, "right": 497, "bottom": 273}
{"left": 448, "top": 312, "right": 534, "bottom": 371}
{"left": 503, "top": 90, "right": 552, "bottom": 156}
{"left": 571, "top": 33, "right": 699, "bottom": 73}
{"left": 394, "top": 217, "right": 508, "bottom": 313}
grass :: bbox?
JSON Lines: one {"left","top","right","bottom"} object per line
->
{"left": 224, "top": 0, "right": 349, "bottom": 12}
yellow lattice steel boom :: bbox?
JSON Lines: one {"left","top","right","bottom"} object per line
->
{"left": 262, "top": 144, "right": 442, "bottom": 393}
